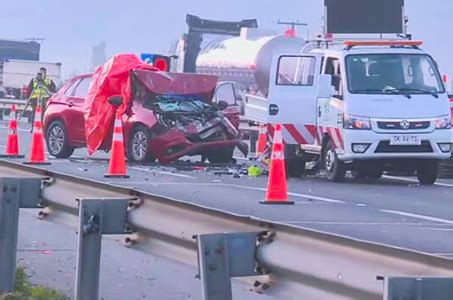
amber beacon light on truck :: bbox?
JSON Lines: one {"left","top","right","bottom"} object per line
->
{"left": 343, "top": 40, "right": 424, "bottom": 50}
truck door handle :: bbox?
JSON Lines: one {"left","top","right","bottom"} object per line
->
{"left": 68, "top": 101, "right": 74, "bottom": 107}
{"left": 318, "top": 106, "right": 322, "bottom": 117}
{"left": 269, "top": 104, "right": 279, "bottom": 116}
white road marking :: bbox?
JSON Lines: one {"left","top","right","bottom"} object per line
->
{"left": 130, "top": 166, "right": 197, "bottom": 180}
{"left": 418, "top": 228, "right": 453, "bottom": 232}
{"left": 137, "top": 181, "right": 345, "bottom": 203}
{"left": 383, "top": 175, "right": 453, "bottom": 188}
{"left": 157, "top": 171, "right": 197, "bottom": 179}
{"left": 228, "top": 184, "right": 345, "bottom": 203}
{"left": 381, "top": 209, "right": 453, "bottom": 224}
{"left": 282, "top": 221, "right": 440, "bottom": 226}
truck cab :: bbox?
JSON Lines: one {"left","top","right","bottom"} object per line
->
{"left": 265, "top": 40, "right": 451, "bottom": 184}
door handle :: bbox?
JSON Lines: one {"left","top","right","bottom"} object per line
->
{"left": 269, "top": 104, "right": 279, "bottom": 116}
{"left": 68, "top": 101, "right": 74, "bottom": 107}
{"left": 318, "top": 106, "right": 322, "bottom": 118}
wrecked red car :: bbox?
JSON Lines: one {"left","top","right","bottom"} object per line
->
{"left": 43, "top": 55, "right": 243, "bottom": 164}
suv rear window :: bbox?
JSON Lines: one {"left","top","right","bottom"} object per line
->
{"left": 73, "top": 77, "right": 92, "bottom": 98}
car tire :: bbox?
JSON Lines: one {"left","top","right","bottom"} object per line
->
{"left": 45, "top": 120, "right": 75, "bottom": 158}
{"left": 322, "top": 139, "right": 346, "bottom": 182}
{"left": 417, "top": 160, "right": 438, "bottom": 185}
{"left": 127, "top": 125, "right": 155, "bottom": 164}
{"left": 207, "top": 146, "right": 234, "bottom": 164}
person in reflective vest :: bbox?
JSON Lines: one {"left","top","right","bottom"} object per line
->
{"left": 27, "top": 68, "right": 56, "bottom": 130}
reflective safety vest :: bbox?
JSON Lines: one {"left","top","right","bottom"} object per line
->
{"left": 30, "top": 77, "right": 51, "bottom": 99}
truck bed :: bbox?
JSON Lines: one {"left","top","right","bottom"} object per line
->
{"left": 244, "top": 94, "right": 268, "bottom": 124}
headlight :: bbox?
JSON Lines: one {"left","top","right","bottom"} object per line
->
{"left": 343, "top": 114, "right": 371, "bottom": 130}
{"left": 435, "top": 115, "right": 451, "bottom": 129}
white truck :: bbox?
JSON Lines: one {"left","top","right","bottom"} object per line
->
{"left": 245, "top": 40, "right": 452, "bottom": 184}
{"left": 0, "top": 59, "right": 61, "bottom": 99}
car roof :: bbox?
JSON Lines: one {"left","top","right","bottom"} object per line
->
{"left": 71, "top": 73, "right": 93, "bottom": 80}
{"left": 310, "top": 44, "right": 426, "bottom": 58}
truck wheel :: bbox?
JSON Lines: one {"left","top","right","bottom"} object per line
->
{"left": 416, "top": 161, "right": 438, "bottom": 185}
{"left": 127, "top": 125, "right": 155, "bottom": 164}
{"left": 323, "top": 140, "right": 346, "bottom": 182}
{"left": 207, "top": 146, "right": 234, "bottom": 164}
{"left": 46, "top": 120, "right": 75, "bottom": 158}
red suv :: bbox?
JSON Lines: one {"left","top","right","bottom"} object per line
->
{"left": 43, "top": 72, "right": 243, "bottom": 164}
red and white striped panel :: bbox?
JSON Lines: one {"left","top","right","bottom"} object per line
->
{"left": 268, "top": 124, "right": 317, "bottom": 145}
{"left": 318, "top": 126, "right": 344, "bottom": 150}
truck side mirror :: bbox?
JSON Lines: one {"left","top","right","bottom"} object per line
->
{"left": 108, "top": 95, "right": 123, "bottom": 107}
{"left": 318, "top": 74, "right": 333, "bottom": 98}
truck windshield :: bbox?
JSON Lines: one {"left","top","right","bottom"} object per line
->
{"left": 346, "top": 54, "right": 445, "bottom": 95}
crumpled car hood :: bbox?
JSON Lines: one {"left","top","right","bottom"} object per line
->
{"left": 133, "top": 70, "right": 218, "bottom": 104}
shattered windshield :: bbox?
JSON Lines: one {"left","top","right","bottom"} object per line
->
{"left": 154, "top": 94, "right": 212, "bottom": 113}
{"left": 346, "top": 54, "right": 445, "bottom": 95}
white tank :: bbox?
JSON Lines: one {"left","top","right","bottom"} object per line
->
{"left": 196, "top": 29, "right": 306, "bottom": 95}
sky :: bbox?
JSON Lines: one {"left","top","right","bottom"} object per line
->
{"left": 1, "top": 0, "right": 452, "bottom": 78}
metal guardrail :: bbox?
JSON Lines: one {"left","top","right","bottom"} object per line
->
{"left": 1, "top": 159, "right": 453, "bottom": 299}
{"left": 0, "top": 98, "right": 28, "bottom": 110}
{"left": 0, "top": 98, "right": 31, "bottom": 121}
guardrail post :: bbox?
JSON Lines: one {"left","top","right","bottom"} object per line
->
{"left": 195, "top": 232, "right": 266, "bottom": 300}
{"left": 75, "top": 198, "right": 131, "bottom": 300}
{"left": 380, "top": 276, "right": 453, "bottom": 300}
{"left": 0, "top": 177, "right": 42, "bottom": 294}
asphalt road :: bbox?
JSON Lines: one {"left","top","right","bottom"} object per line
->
{"left": 3, "top": 120, "right": 453, "bottom": 259}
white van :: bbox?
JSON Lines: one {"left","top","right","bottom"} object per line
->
{"left": 254, "top": 40, "right": 451, "bottom": 184}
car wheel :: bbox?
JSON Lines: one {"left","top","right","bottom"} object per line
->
{"left": 127, "top": 125, "right": 155, "bottom": 164}
{"left": 207, "top": 146, "right": 234, "bottom": 164}
{"left": 323, "top": 140, "right": 346, "bottom": 182}
{"left": 45, "top": 120, "right": 75, "bottom": 158}
{"left": 417, "top": 160, "right": 438, "bottom": 185}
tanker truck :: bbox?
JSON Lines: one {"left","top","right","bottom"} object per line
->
{"left": 173, "top": 27, "right": 305, "bottom": 96}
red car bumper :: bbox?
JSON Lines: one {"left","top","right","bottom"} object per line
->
{"left": 149, "top": 128, "right": 240, "bottom": 164}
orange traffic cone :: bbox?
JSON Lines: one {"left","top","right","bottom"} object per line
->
{"left": 0, "top": 105, "right": 24, "bottom": 158}
{"left": 105, "top": 110, "right": 129, "bottom": 178}
{"left": 260, "top": 123, "right": 293, "bottom": 205}
{"left": 24, "top": 99, "right": 50, "bottom": 165}
{"left": 256, "top": 123, "right": 267, "bottom": 159}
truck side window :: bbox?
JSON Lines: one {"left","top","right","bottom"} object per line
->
{"left": 276, "top": 56, "right": 315, "bottom": 86}
{"left": 325, "top": 58, "right": 342, "bottom": 97}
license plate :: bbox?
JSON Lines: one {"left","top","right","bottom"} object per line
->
{"left": 390, "top": 135, "right": 421, "bottom": 145}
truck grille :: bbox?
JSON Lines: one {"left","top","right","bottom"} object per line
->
{"left": 377, "top": 121, "right": 430, "bottom": 130}
{"left": 375, "top": 141, "right": 433, "bottom": 153}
